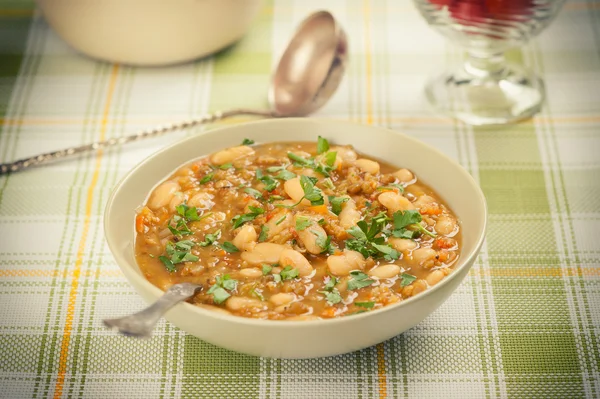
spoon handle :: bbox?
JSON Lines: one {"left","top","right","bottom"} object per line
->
{"left": 103, "top": 283, "right": 203, "bottom": 339}
{"left": 0, "top": 108, "right": 274, "bottom": 175}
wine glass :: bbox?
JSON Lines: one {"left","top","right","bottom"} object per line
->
{"left": 413, "top": 0, "right": 565, "bottom": 125}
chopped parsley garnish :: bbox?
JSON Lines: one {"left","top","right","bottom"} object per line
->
{"left": 199, "top": 174, "right": 213, "bottom": 184}
{"left": 392, "top": 210, "right": 436, "bottom": 238}
{"left": 198, "top": 230, "right": 220, "bottom": 247}
{"left": 323, "top": 178, "right": 335, "bottom": 190}
{"left": 275, "top": 215, "right": 287, "bottom": 225}
{"left": 317, "top": 136, "right": 330, "bottom": 154}
{"left": 258, "top": 225, "right": 269, "bottom": 242}
{"left": 400, "top": 273, "right": 417, "bottom": 287}
{"left": 256, "top": 169, "right": 279, "bottom": 191}
{"left": 274, "top": 170, "right": 296, "bottom": 181}
{"left": 231, "top": 206, "right": 264, "bottom": 228}
{"left": 280, "top": 266, "right": 299, "bottom": 280}
{"left": 267, "top": 195, "right": 285, "bottom": 203}
{"left": 159, "top": 240, "right": 199, "bottom": 272}
{"left": 377, "top": 183, "right": 405, "bottom": 193}
{"left": 312, "top": 229, "right": 332, "bottom": 254}
{"left": 287, "top": 152, "right": 335, "bottom": 177}
{"left": 320, "top": 275, "right": 342, "bottom": 305}
{"left": 295, "top": 216, "right": 312, "bottom": 231}
{"left": 355, "top": 301, "right": 375, "bottom": 308}
{"left": 322, "top": 289, "right": 342, "bottom": 305}
{"left": 250, "top": 287, "right": 264, "bottom": 301}
{"left": 169, "top": 205, "right": 212, "bottom": 237}
{"left": 329, "top": 196, "right": 349, "bottom": 215}
{"left": 262, "top": 264, "right": 273, "bottom": 275}
{"left": 345, "top": 218, "right": 399, "bottom": 261}
{"left": 219, "top": 163, "right": 234, "bottom": 170}
{"left": 219, "top": 241, "right": 239, "bottom": 253}
{"left": 207, "top": 274, "right": 238, "bottom": 304}
{"left": 347, "top": 271, "right": 375, "bottom": 290}
{"left": 266, "top": 164, "right": 288, "bottom": 173}
{"left": 300, "top": 175, "right": 324, "bottom": 205}
{"left": 273, "top": 274, "right": 282, "bottom": 283}
{"left": 317, "top": 218, "right": 326, "bottom": 226}
{"left": 244, "top": 187, "right": 263, "bottom": 199}
{"left": 241, "top": 138, "right": 255, "bottom": 145}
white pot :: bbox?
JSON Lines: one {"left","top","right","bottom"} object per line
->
{"left": 36, "top": 0, "right": 264, "bottom": 65}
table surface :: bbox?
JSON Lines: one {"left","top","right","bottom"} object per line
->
{"left": 1, "top": 1, "right": 599, "bottom": 398}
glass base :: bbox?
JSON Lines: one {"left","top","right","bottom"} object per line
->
{"left": 425, "top": 62, "right": 545, "bottom": 126}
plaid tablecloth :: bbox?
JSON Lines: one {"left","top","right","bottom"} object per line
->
{"left": 1, "top": 0, "right": 599, "bottom": 398}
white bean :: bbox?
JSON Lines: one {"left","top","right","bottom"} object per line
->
{"left": 225, "top": 296, "right": 265, "bottom": 311}
{"left": 355, "top": 158, "right": 380, "bottom": 174}
{"left": 265, "top": 209, "right": 293, "bottom": 240}
{"left": 338, "top": 197, "right": 361, "bottom": 229}
{"left": 331, "top": 146, "right": 357, "bottom": 164}
{"left": 295, "top": 217, "right": 327, "bottom": 254}
{"left": 368, "top": 264, "right": 401, "bottom": 279}
{"left": 187, "top": 191, "right": 215, "bottom": 210}
{"left": 426, "top": 270, "right": 445, "bottom": 286}
{"left": 168, "top": 192, "right": 185, "bottom": 211}
{"left": 279, "top": 249, "right": 313, "bottom": 277}
{"left": 393, "top": 168, "right": 414, "bottom": 183}
{"left": 210, "top": 145, "right": 254, "bottom": 165}
{"left": 326, "top": 250, "right": 365, "bottom": 276}
{"left": 413, "top": 194, "right": 436, "bottom": 208}
{"left": 269, "top": 292, "right": 296, "bottom": 306}
{"left": 239, "top": 268, "right": 263, "bottom": 278}
{"left": 389, "top": 237, "right": 418, "bottom": 252}
{"left": 232, "top": 225, "right": 257, "bottom": 252}
{"left": 378, "top": 191, "right": 415, "bottom": 214}
{"left": 411, "top": 247, "right": 437, "bottom": 268}
{"left": 148, "top": 181, "right": 179, "bottom": 210}
{"left": 283, "top": 177, "right": 310, "bottom": 206}
{"left": 241, "top": 243, "right": 287, "bottom": 265}
{"left": 435, "top": 214, "right": 457, "bottom": 236}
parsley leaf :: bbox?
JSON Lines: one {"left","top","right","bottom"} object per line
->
{"left": 256, "top": 169, "right": 279, "bottom": 191}
{"left": 158, "top": 256, "right": 176, "bottom": 273}
{"left": 392, "top": 210, "right": 436, "bottom": 238}
{"left": 323, "top": 178, "right": 335, "bottom": 190}
{"left": 347, "top": 271, "right": 375, "bottom": 290}
{"left": 329, "top": 196, "right": 349, "bottom": 215}
{"left": 280, "top": 266, "right": 299, "bottom": 280}
{"left": 355, "top": 301, "right": 375, "bottom": 308}
{"left": 312, "top": 229, "right": 332, "bottom": 253}
{"left": 258, "top": 225, "right": 269, "bottom": 242}
{"left": 275, "top": 215, "right": 287, "bottom": 225}
{"left": 371, "top": 243, "right": 400, "bottom": 261}
{"left": 275, "top": 170, "right": 296, "bottom": 181}
{"left": 324, "top": 275, "right": 339, "bottom": 290}
{"left": 241, "top": 138, "right": 255, "bottom": 145}
{"left": 299, "top": 175, "right": 324, "bottom": 206}
{"left": 231, "top": 206, "right": 264, "bottom": 229}
{"left": 207, "top": 274, "right": 238, "bottom": 304}
{"left": 322, "top": 289, "right": 342, "bottom": 305}
{"left": 287, "top": 152, "right": 312, "bottom": 166}
{"left": 199, "top": 230, "right": 221, "bottom": 247}
{"left": 295, "top": 216, "right": 312, "bottom": 231}
{"left": 219, "top": 241, "right": 239, "bottom": 253}
{"left": 324, "top": 151, "right": 337, "bottom": 167}
{"left": 244, "top": 187, "right": 263, "bottom": 199}
{"left": 317, "top": 136, "right": 330, "bottom": 154}
{"left": 199, "top": 174, "right": 213, "bottom": 184}
{"left": 219, "top": 163, "right": 234, "bottom": 170}
{"left": 262, "top": 264, "right": 273, "bottom": 275}
{"left": 400, "top": 273, "right": 417, "bottom": 287}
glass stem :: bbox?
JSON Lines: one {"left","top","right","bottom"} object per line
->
{"left": 464, "top": 51, "right": 507, "bottom": 79}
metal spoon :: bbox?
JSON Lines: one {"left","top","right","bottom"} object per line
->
{"left": 0, "top": 10, "right": 347, "bottom": 175}
{"left": 103, "top": 283, "right": 202, "bottom": 338}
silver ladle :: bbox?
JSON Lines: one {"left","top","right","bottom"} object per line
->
{"left": 0, "top": 10, "right": 347, "bottom": 175}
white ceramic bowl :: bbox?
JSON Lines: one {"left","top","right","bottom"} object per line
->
{"left": 36, "top": 0, "right": 264, "bottom": 65}
{"left": 104, "top": 119, "right": 487, "bottom": 358}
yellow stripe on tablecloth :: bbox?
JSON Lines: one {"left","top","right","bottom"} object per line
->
{"left": 53, "top": 63, "right": 119, "bottom": 399}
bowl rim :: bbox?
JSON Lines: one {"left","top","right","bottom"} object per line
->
{"left": 104, "top": 118, "right": 488, "bottom": 328}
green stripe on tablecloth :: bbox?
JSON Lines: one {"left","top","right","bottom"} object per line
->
{"left": 474, "top": 117, "right": 585, "bottom": 398}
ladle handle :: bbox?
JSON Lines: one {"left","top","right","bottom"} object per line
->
{"left": 0, "top": 108, "right": 275, "bottom": 175}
